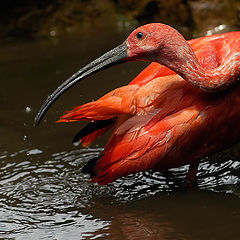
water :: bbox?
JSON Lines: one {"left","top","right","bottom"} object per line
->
{"left": 0, "top": 27, "right": 240, "bottom": 240}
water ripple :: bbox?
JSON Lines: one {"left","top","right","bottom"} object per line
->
{"left": 109, "top": 160, "right": 240, "bottom": 201}
{"left": 0, "top": 148, "right": 109, "bottom": 239}
{"left": 0, "top": 147, "right": 239, "bottom": 239}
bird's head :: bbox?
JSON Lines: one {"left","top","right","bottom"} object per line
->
{"left": 35, "top": 23, "right": 181, "bottom": 126}
{"left": 126, "top": 23, "right": 174, "bottom": 62}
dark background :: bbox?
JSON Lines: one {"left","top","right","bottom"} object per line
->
{"left": 1, "top": 0, "right": 239, "bottom": 40}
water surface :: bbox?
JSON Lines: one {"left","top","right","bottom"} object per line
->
{"left": 0, "top": 27, "right": 240, "bottom": 240}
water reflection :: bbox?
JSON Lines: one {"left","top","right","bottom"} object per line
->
{"left": 89, "top": 189, "right": 240, "bottom": 240}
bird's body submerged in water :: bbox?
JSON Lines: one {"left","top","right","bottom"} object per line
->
{"left": 35, "top": 23, "right": 240, "bottom": 185}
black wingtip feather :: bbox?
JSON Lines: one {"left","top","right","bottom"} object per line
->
{"left": 72, "top": 118, "right": 116, "bottom": 144}
{"left": 81, "top": 154, "right": 103, "bottom": 178}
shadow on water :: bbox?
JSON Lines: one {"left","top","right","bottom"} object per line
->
{"left": 0, "top": 26, "right": 240, "bottom": 239}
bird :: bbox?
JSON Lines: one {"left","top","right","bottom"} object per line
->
{"left": 35, "top": 23, "right": 240, "bottom": 185}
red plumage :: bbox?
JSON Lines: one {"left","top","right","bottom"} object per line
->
{"left": 57, "top": 25, "right": 240, "bottom": 184}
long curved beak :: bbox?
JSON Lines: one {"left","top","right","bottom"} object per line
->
{"left": 34, "top": 42, "right": 128, "bottom": 126}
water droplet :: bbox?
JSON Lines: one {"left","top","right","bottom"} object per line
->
{"left": 50, "top": 30, "right": 57, "bottom": 37}
{"left": 25, "top": 107, "right": 32, "bottom": 113}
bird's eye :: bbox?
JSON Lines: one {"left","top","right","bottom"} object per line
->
{"left": 136, "top": 32, "right": 143, "bottom": 39}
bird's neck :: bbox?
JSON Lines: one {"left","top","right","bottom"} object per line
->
{"left": 157, "top": 39, "right": 240, "bottom": 92}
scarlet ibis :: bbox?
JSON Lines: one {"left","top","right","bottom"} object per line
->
{"left": 35, "top": 23, "right": 240, "bottom": 185}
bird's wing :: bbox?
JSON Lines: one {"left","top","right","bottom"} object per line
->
{"left": 58, "top": 84, "right": 139, "bottom": 122}
{"left": 90, "top": 106, "right": 201, "bottom": 184}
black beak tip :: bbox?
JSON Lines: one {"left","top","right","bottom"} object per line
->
{"left": 34, "top": 115, "right": 40, "bottom": 127}
{"left": 33, "top": 42, "right": 128, "bottom": 127}
{"left": 34, "top": 109, "right": 45, "bottom": 126}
